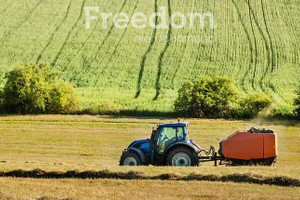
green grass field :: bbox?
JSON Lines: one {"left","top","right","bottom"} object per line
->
{"left": 0, "top": 0, "right": 299, "bottom": 114}
{"left": 0, "top": 115, "right": 299, "bottom": 199}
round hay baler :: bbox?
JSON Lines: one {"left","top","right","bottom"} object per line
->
{"left": 218, "top": 127, "right": 277, "bottom": 166}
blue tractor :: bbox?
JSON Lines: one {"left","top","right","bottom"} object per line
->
{"left": 120, "top": 121, "right": 215, "bottom": 166}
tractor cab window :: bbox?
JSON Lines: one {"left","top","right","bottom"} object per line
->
{"left": 185, "top": 127, "right": 189, "bottom": 141}
{"left": 177, "top": 127, "right": 184, "bottom": 140}
{"left": 157, "top": 127, "right": 184, "bottom": 154}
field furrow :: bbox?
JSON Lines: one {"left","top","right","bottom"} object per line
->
{"left": 247, "top": 0, "right": 272, "bottom": 92}
{"left": 88, "top": 0, "right": 128, "bottom": 67}
{"left": 153, "top": 0, "right": 173, "bottom": 100}
{"left": 135, "top": 0, "right": 159, "bottom": 98}
{"left": 246, "top": 0, "right": 258, "bottom": 90}
{"left": 93, "top": 0, "right": 140, "bottom": 87}
{"left": 36, "top": 0, "right": 73, "bottom": 64}
{"left": 171, "top": 0, "right": 195, "bottom": 85}
{"left": 65, "top": 0, "right": 117, "bottom": 79}
{"left": 260, "top": 0, "right": 276, "bottom": 72}
{"left": 51, "top": 0, "right": 86, "bottom": 67}
{"left": 231, "top": 0, "right": 254, "bottom": 92}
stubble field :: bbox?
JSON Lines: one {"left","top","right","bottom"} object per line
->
{"left": 0, "top": 115, "right": 299, "bottom": 199}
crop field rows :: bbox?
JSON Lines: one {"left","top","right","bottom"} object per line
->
{"left": 0, "top": 0, "right": 299, "bottom": 112}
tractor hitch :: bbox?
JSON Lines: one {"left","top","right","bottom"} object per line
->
{"left": 198, "top": 147, "right": 222, "bottom": 166}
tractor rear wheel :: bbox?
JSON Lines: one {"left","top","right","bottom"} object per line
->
{"left": 120, "top": 151, "right": 142, "bottom": 166}
{"left": 166, "top": 147, "right": 198, "bottom": 166}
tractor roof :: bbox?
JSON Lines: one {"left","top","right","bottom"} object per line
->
{"left": 159, "top": 122, "right": 189, "bottom": 127}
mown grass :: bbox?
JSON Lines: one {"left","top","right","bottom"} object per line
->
{"left": 0, "top": 115, "right": 299, "bottom": 178}
{"left": 0, "top": 178, "right": 299, "bottom": 200}
{"left": 0, "top": 115, "right": 299, "bottom": 199}
{"left": 0, "top": 0, "right": 299, "bottom": 115}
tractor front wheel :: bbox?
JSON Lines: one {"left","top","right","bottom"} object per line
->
{"left": 120, "top": 151, "right": 142, "bottom": 166}
{"left": 166, "top": 147, "right": 198, "bottom": 166}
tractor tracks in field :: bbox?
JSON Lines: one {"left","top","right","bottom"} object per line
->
{"left": 246, "top": 0, "right": 275, "bottom": 92}
{"left": 135, "top": 0, "right": 173, "bottom": 100}
{"left": 260, "top": 0, "right": 276, "bottom": 72}
{"left": 246, "top": 0, "right": 258, "bottom": 90}
{"left": 93, "top": 0, "right": 139, "bottom": 87}
{"left": 36, "top": 0, "right": 73, "bottom": 64}
{"left": 231, "top": 0, "right": 254, "bottom": 91}
{"left": 259, "top": 0, "right": 277, "bottom": 93}
{"left": 153, "top": 0, "right": 172, "bottom": 100}
{"left": 51, "top": 0, "right": 87, "bottom": 67}
{"left": 135, "top": 0, "right": 159, "bottom": 98}
{"left": 87, "top": 0, "right": 128, "bottom": 68}
{"left": 171, "top": 0, "right": 195, "bottom": 85}
{"left": 66, "top": 0, "right": 118, "bottom": 76}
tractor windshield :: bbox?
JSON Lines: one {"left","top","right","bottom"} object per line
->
{"left": 157, "top": 126, "right": 185, "bottom": 154}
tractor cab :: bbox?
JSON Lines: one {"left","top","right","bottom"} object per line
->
{"left": 150, "top": 122, "right": 189, "bottom": 155}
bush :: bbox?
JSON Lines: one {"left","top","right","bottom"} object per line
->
{"left": 174, "top": 81, "right": 194, "bottom": 111}
{"left": 1, "top": 64, "right": 79, "bottom": 114}
{"left": 294, "top": 89, "right": 300, "bottom": 119}
{"left": 175, "top": 76, "right": 238, "bottom": 118}
{"left": 46, "top": 81, "right": 79, "bottom": 114}
{"left": 239, "top": 92, "right": 273, "bottom": 118}
{"left": 175, "top": 76, "right": 273, "bottom": 119}
{"left": 2, "top": 64, "right": 49, "bottom": 113}
{"left": 270, "top": 105, "right": 295, "bottom": 119}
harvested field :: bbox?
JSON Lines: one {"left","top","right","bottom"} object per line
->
{"left": 0, "top": 115, "right": 299, "bottom": 199}
{"left": 0, "top": 178, "right": 300, "bottom": 200}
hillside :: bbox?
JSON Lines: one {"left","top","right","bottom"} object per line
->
{"left": 0, "top": 0, "right": 299, "bottom": 114}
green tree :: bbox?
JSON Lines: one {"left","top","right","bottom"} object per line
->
{"left": 2, "top": 64, "right": 79, "bottom": 114}
{"left": 175, "top": 76, "right": 238, "bottom": 118}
